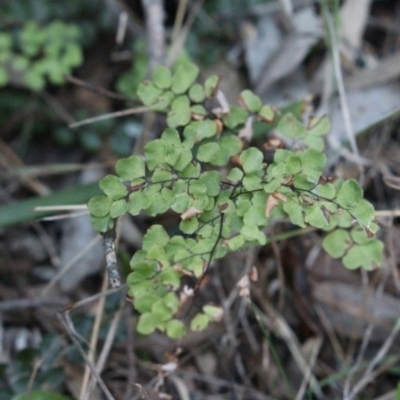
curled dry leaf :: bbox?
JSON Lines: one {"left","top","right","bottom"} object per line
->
{"left": 266, "top": 192, "right": 287, "bottom": 217}
{"left": 181, "top": 206, "right": 202, "bottom": 220}
{"left": 383, "top": 174, "right": 400, "bottom": 190}
{"left": 179, "top": 285, "right": 194, "bottom": 308}
{"left": 249, "top": 266, "right": 258, "bottom": 282}
{"left": 215, "top": 89, "right": 230, "bottom": 114}
{"left": 191, "top": 112, "right": 205, "bottom": 121}
{"left": 237, "top": 274, "right": 250, "bottom": 297}
{"left": 161, "top": 361, "right": 178, "bottom": 372}
{"left": 174, "top": 264, "right": 194, "bottom": 276}
{"left": 215, "top": 118, "right": 224, "bottom": 135}
{"left": 238, "top": 116, "right": 254, "bottom": 141}
{"left": 273, "top": 192, "right": 287, "bottom": 202}
{"left": 263, "top": 137, "right": 284, "bottom": 150}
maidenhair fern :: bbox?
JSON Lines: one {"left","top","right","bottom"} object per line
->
{"left": 88, "top": 61, "right": 383, "bottom": 339}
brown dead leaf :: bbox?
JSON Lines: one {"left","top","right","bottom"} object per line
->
{"left": 340, "top": 0, "right": 372, "bottom": 64}
{"left": 237, "top": 274, "right": 250, "bottom": 297}
{"left": 181, "top": 207, "right": 202, "bottom": 220}
{"left": 238, "top": 116, "right": 254, "bottom": 141}
{"left": 265, "top": 194, "right": 279, "bottom": 217}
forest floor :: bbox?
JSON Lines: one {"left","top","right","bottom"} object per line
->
{"left": 2, "top": 1, "right": 400, "bottom": 399}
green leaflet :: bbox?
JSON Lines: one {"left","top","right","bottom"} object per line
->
{"left": 137, "top": 81, "right": 163, "bottom": 106}
{"left": 171, "top": 61, "right": 199, "bottom": 94}
{"left": 137, "top": 313, "right": 161, "bottom": 335}
{"left": 167, "top": 95, "right": 191, "bottom": 128}
{"left": 99, "top": 175, "right": 127, "bottom": 200}
{"left": 304, "top": 204, "right": 329, "bottom": 229}
{"left": 142, "top": 225, "right": 170, "bottom": 251}
{"left": 322, "top": 229, "right": 352, "bottom": 258}
{"left": 349, "top": 199, "right": 375, "bottom": 227}
{"left": 191, "top": 313, "right": 210, "bottom": 331}
{"left": 109, "top": 199, "right": 128, "bottom": 218}
{"left": 342, "top": 241, "right": 383, "bottom": 270}
{"left": 144, "top": 139, "right": 166, "bottom": 170}
{"left": 116, "top": 155, "right": 145, "bottom": 180}
{"left": 240, "top": 147, "right": 264, "bottom": 174}
{"left": 335, "top": 179, "right": 363, "bottom": 209}
{"left": 88, "top": 195, "right": 112, "bottom": 217}
{"left": 189, "top": 83, "right": 205, "bottom": 103}
{"left": 300, "top": 149, "right": 326, "bottom": 181}
{"left": 210, "top": 134, "right": 242, "bottom": 166}
{"left": 197, "top": 142, "right": 220, "bottom": 162}
{"left": 227, "top": 167, "right": 243, "bottom": 182}
{"left": 223, "top": 106, "right": 248, "bottom": 129}
{"left": 199, "top": 171, "right": 221, "bottom": 196}
{"left": 152, "top": 65, "right": 172, "bottom": 89}
{"left": 316, "top": 183, "right": 336, "bottom": 199}
{"left": 240, "top": 90, "right": 262, "bottom": 112}
{"left": 166, "top": 319, "right": 186, "bottom": 339}
{"left": 190, "top": 119, "right": 218, "bottom": 141}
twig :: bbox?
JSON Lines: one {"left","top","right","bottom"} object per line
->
{"left": 0, "top": 297, "right": 69, "bottom": 311}
{"left": 66, "top": 75, "right": 129, "bottom": 101}
{"left": 346, "top": 317, "right": 400, "bottom": 400}
{"left": 103, "top": 228, "right": 121, "bottom": 289}
{"left": 343, "top": 271, "right": 389, "bottom": 398}
{"left": 295, "top": 337, "right": 322, "bottom": 400}
{"left": 256, "top": 301, "right": 324, "bottom": 399}
{"left": 177, "top": 370, "right": 275, "bottom": 400}
{"left": 69, "top": 106, "right": 148, "bottom": 129}
{"left": 141, "top": 0, "right": 165, "bottom": 72}
{"left": 58, "top": 301, "right": 118, "bottom": 400}
{"left": 123, "top": 309, "right": 138, "bottom": 400}
{"left": 80, "top": 273, "right": 108, "bottom": 400}
{"left": 40, "top": 91, "right": 76, "bottom": 124}
{"left": 171, "top": 0, "right": 188, "bottom": 47}
{"left": 166, "top": 0, "right": 205, "bottom": 67}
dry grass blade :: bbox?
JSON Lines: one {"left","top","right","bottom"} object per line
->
{"left": 166, "top": 0, "right": 205, "bottom": 67}
{"left": 170, "top": 0, "right": 188, "bottom": 47}
{"left": 57, "top": 287, "right": 124, "bottom": 400}
{"left": 41, "top": 235, "right": 101, "bottom": 295}
{"left": 177, "top": 370, "right": 275, "bottom": 400}
{"left": 0, "top": 139, "right": 51, "bottom": 196}
{"left": 254, "top": 301, "right": 323, "bottom": 398}
{"left": 57, "top": 310, "right": 116, "bottom": 400}
{"left": 343, "top": 272, "right": 389, "bottom": 398}
{"left": 295, "top": 336, "right": 323, "bottom": 400}
{"left": 80, "top": 274, "right": 108, "bottom": 400}
{"left": 82, "top": 281, "right": 127, "bottom": 400}
{"left": 322, "top": 5, "right": 360, "bottom": 167}
{"left": 346, "top": 317, "right": 400, "bottom": 400}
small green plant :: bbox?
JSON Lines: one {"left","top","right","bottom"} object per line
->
{"left": 0, "top": 335, "right": 65, "bottom": 400}
{"left": 0, "top": 20, "right": 83, "bottom": 90}
{"left": 88, "top": 61, "right": 384, "bottom": 339}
